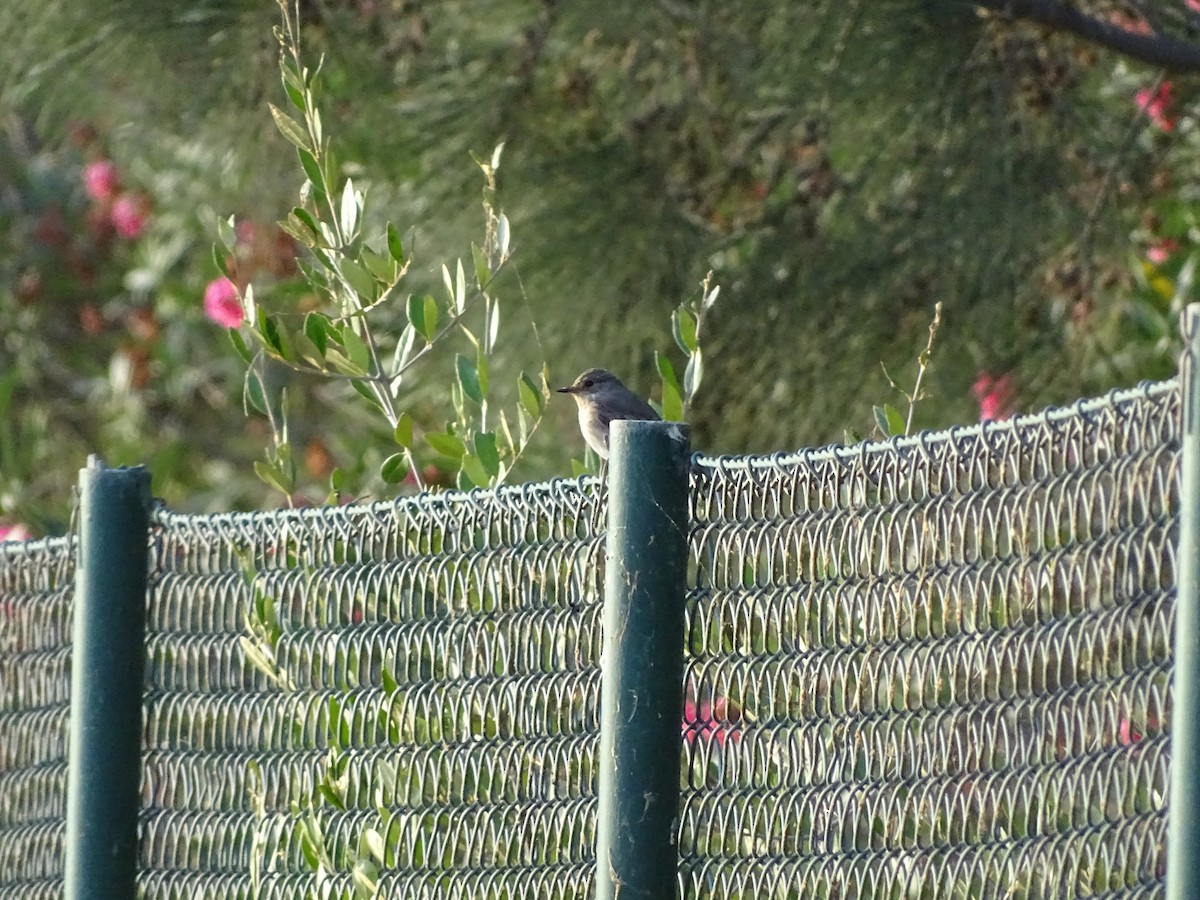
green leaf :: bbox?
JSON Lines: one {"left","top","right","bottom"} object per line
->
{"left": 518, "top": 371, "right": 544, "bottom": 416}
{"left": 461, "top": 453, "right": 490, "bottom": 487}
{"left": 456, "top": 468, "right": 475, "bottom": 491}
{"left": 426, "top": 431, "right": 466, "bottom": 459}
{"left": 655, "top": 351, "right": 683, "bottom": 421}
{"left": 683, "top": 347, "right": 703, "bottom": 400}
{"left": 474, "top": 431, "right": 500, "bottom": 477}
{"left": 407, "top": 294, "right": 438, "bottom": 342}
{"left": 380, "top": 453, "right": 410, "bottom": 484}
{"left": 217, "top": 215, "right": 237, "bottom": 251}
{"left": 475, "top": 351, "right": 489, "bottom": 398}
{"left": 361, "top": 247, "right": 396, "bottom": 283}
{"left": 257, "top": 310, "right": 286, "bottom": 359}
{"left": 341, "top": 259, "right": 377, "bottom": 300}
{"left": 304, "top": 312, "right": 330, "bottom": 355}
{"left": 872, "top": 406, "right": 888, "bottom": 435}
{"left": 292, "top": 207, "right": 321, "bottom": 240}
{"left": 339, "top": 178, "right": 359, "bottom": 238}
{"left": 244, "top": 370, "right": 268, "bottom": 415}
{"left": 212, "top": 243, "right": 233, "bottom": 279}
{"left": 873, "top": 404, "right": 905, "bottom": 437}
{"left": 297, "top": 148, "right": 326, "bottom": 196}
{"left": 456, "top": 353, "right": 483, "bottom": 404}
{"left": 394, "top": 412, "right": 414, "bottom": 449}
{"left": 340, "top": 325, "right": 372, "bottom": 373}
{"left": 673, "top": 308, "right": 698, "bottom": 354}
{"left": 471, "top": 242, "right": 490, "bottom": 287}
{"left": 269, "top": 102, "right": 310, "bottom": 151}
{"left": 254, "top": 459, "right": 294, "bottom": 495}
{"left": 277, "top": 216, "right": 313, "bottom": 248}
{"left": 497, "top": 213, "right": 510, "bottom": 259}
{"left": 228, "top": 327, "right": 252, "bottom": 362}
{"left": 386, "top": 222, "right": 405, "bottom": 264}
{"left": 351, "top": 377, "right": 382, "bottom": 409}
{"left": 330, "top": 467, "right": 347, "bottom": 493}
{"left": 281, "top": 58, "right": 306, "bottom": 109}
{"left": 363, "top": 829, "right": 386, "bottom": 865}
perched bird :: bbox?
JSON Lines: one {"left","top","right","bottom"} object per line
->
{"left": 557, "top": 368, "right": 660, "bottom": 459}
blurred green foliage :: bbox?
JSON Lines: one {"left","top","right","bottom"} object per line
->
{"left": 1, "top": 0, "right": 1197, "bottom": 530}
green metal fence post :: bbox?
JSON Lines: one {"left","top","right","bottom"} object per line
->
{"left": 65, "top": 457, "right": 151, "bottom": 900}
{"left": 1170, "top": 304, "right": 1200, "bottom": 899}
{"left": 596, "top": 420, "right": 691, "bottom": 900}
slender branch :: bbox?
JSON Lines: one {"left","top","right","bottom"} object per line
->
{"left": 977, "top": 0, "right": 1200, "bottom": 71}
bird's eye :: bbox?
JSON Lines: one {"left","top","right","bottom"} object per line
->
{"left": 583, "top": 379, "right": 593, "bottom": 388}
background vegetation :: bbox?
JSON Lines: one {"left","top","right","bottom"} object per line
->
{"left": 2, "top": 0, "right": 1198, "bottom": 532}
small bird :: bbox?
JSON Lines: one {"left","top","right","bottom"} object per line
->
{"left": 557, "top": 368, "right": 661, "bottom": 459}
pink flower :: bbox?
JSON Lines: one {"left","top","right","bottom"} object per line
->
{"left": 1189, "top": 0, "right": 1200, "bottom": 14}
{"left": 1118, "top": 717, "right": 1143, "bottom": 746}
{"left": 83, "top": 160, "right": 120, "bottom": 202}
{"left": 1136, "top": 82, "right": 1176, "bottom": 132}
{"left": 1147, "top": 239, "right": 1180, "bottom": 264}
{"left": 110, "top": 194, "right": 148, "bottom": 238}
{"left": 235, "top": 220, "right": 259, "bottom": 246}
{"left": 0, "top": 523, "right": 31, "bottom": 542}
{"left": 682, "top": 694, "right": 741, "bottom": 747}
{"left": 972, "top": 372, "right": 1015, "bottom": 422}
{"left": 203, "top": 277, "right": 244, "bottom": 328}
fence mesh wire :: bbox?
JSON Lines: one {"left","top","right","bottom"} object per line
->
{"left": 0, "top": 379, "right": 1180, "bottom": 899}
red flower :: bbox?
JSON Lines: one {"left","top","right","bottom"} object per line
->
{"left": 203, "top": 277, "right": 245, "bottom": 328}
{"left": 1147, "top": 239, "right": 1180, "bottom": 265}
{"left": 110, "top": 194, "right": 149, "bottom": 238}
{"left": 83, "top": 160, "right": 120, "bottom": 202}
{"left": 0, "top": 523, "right": 31, "bottom": 542}
{"left": 1136, "top": 82, "right": 1176, "bottom": 132}
{"left": 682, "top": 693, "right": 741, "bottom": 747}
{"left": 972, "top": 372, "right": 1015, "bottom": 422}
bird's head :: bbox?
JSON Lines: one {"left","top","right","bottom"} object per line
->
{"left": 556, "top": 368, "right": 625, "bottom": 401}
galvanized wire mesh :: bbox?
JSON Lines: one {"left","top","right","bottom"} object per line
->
{"left": 141, "top": 481, "right": 606, "bottom": 899}
{"left": 0, "top": 378, "right": 1180, "bottom": 898}
{"left": 683, "top": 380, "right": 1177, "bottom": 898}
{"left": 0, "top": 536, "right": 74, "bottom": 900}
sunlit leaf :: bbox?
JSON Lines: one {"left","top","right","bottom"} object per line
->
{"left": 497, "top": 213, "right": 510, "bottom": 259}
{"left": 340, "top": 325, "right": 372, "bottom": 373}
{"left": 461, "top": 452, "right": 490, "bottom": 487}
{"left": 656, "top": 351, "right": 683, "bottom": 421}
{"left": 361, "top": 247, "right": 396, "bottom": 283}
{"left": 407, "top": 295, "right": 438, "bottom": 342}
{"left": 457, "top": 353, "right": 483, "bottom": 404}
{"left": 426, "top": 431, "right": 466, "bottom": 459}
{"left": 380, "top": 453, "right": 409, "bottom": 484}
{"left": 673, "top": 308, "right": 698, "bottom": 353}
{"left": 269, "top": 102, "right": 310, "bottom": 151}
{"left": 683, "top": 348, "right": 703, "bottom": 399}
{"left": 339, "top": 178, "right": 359, "bottom": 239}
{"left": 474, "top": 431, "right": 500, "bottom": 477}
{"left": 228, "top": 327, "right": 253, "bottom": 362}
{"left": 394, "top": 412, "right": 414, "bottom": 448}
{"left": 518, "top": 371, "right": 544, "bottom": 417}
{"left": 217, "top": 215, "right": 237, "bottom": 251}
{"left": 341, "top": 259, "right": 377, "bottom": 300}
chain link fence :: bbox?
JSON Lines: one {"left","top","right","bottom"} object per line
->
{"left": 0, "top": 378, "right": 1179, "bottom": 898}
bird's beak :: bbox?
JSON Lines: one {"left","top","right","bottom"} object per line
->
{"left": 556, "top": 385, "right": 575, "bottom": 394}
